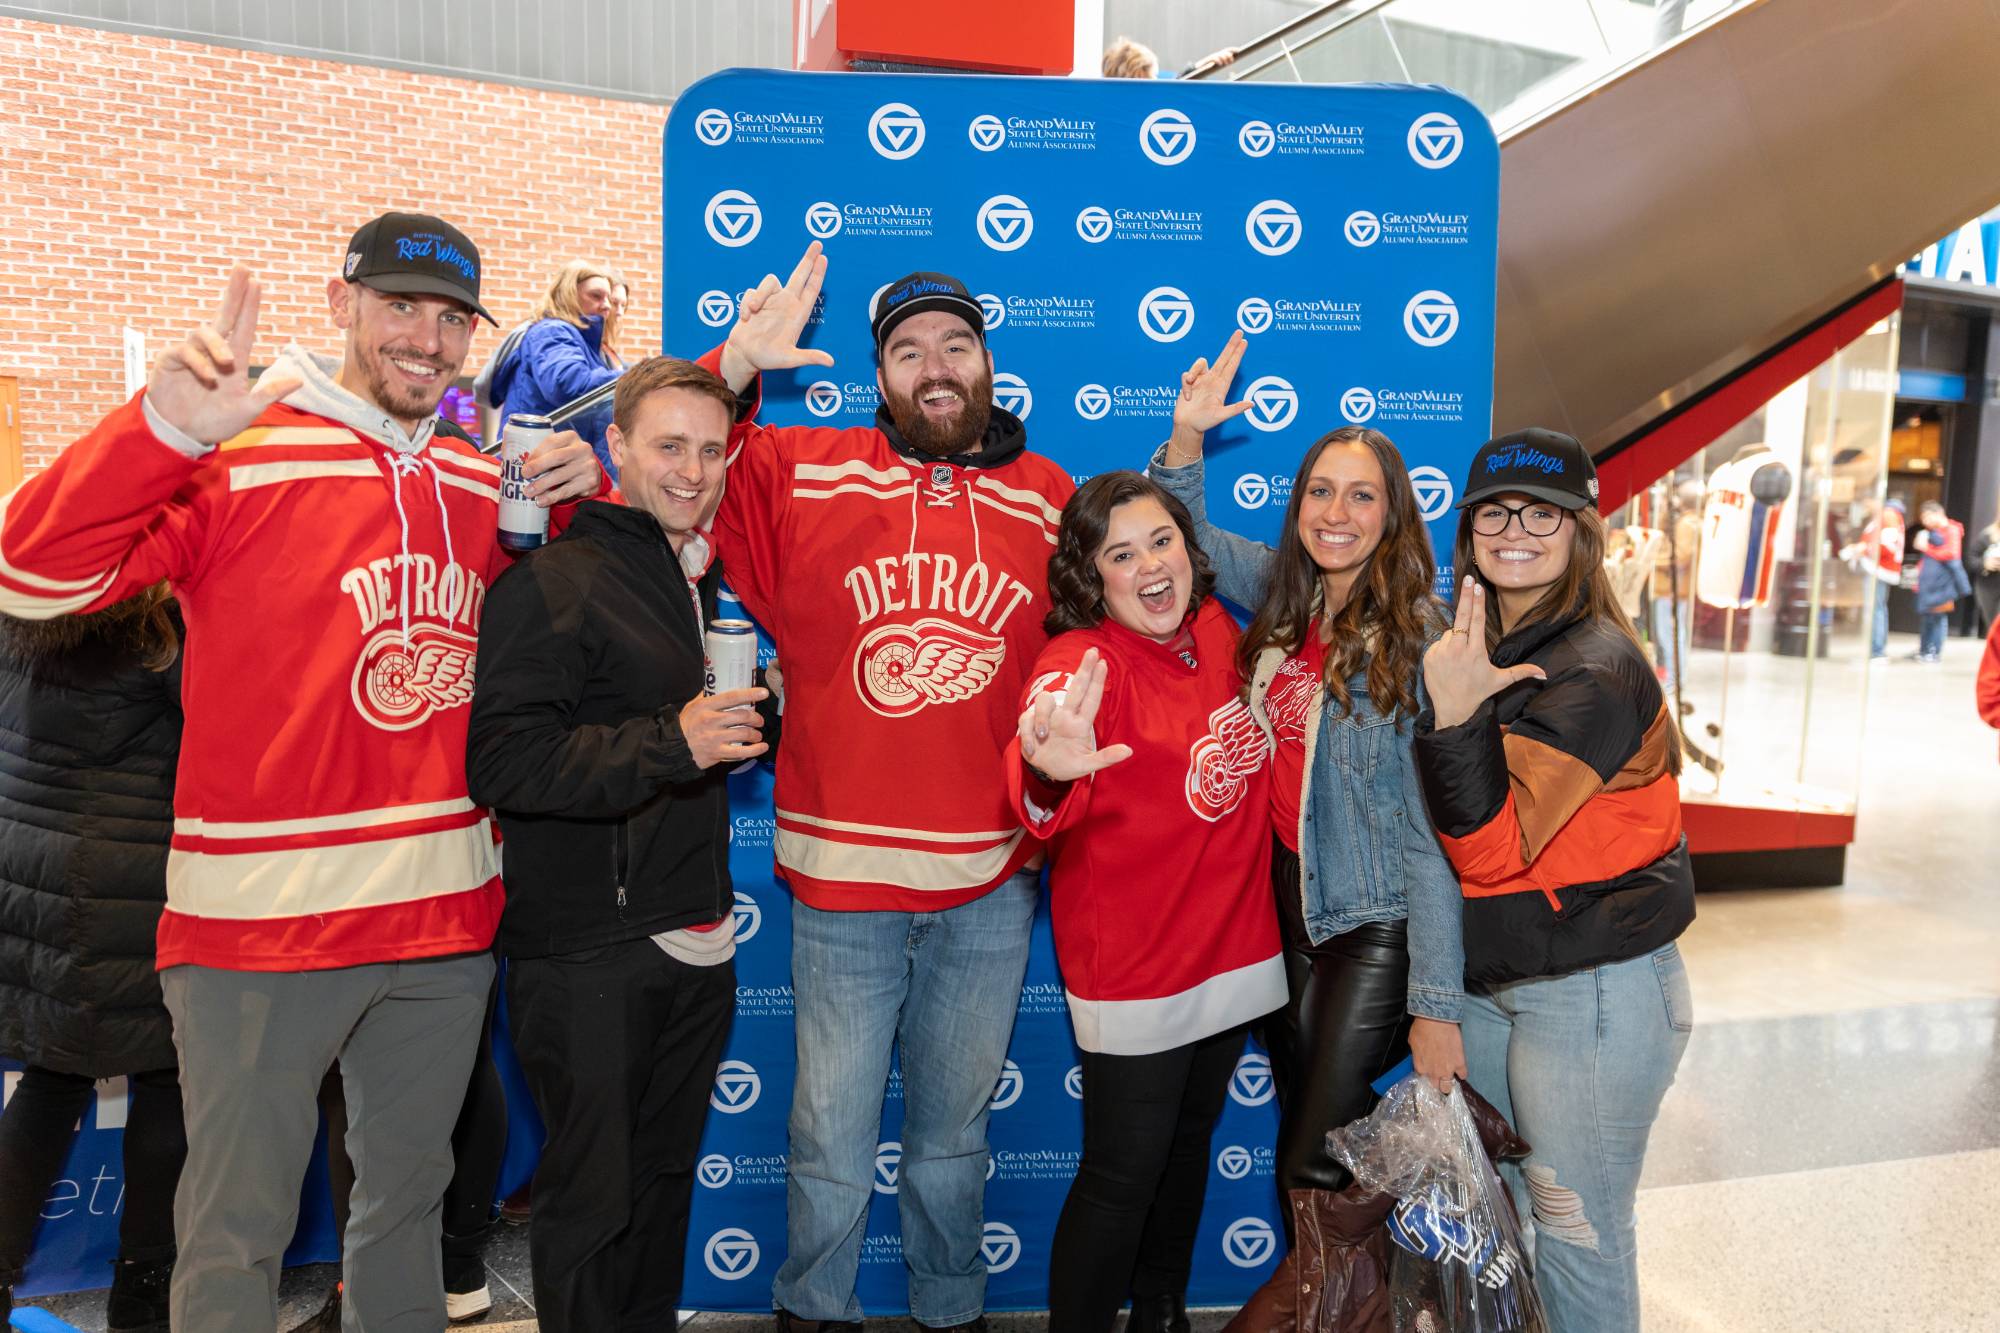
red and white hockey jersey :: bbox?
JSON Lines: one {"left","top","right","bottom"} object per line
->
{"left": 1006, "top": 602, "right": 1285, "bottom": 1056}
{"left": 707, "top": 366, "right": 1075, "bottom": 913}
{"left": 0, "top": 345, "right": 598, "bottom": 971}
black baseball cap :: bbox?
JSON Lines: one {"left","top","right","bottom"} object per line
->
{"left": 871, "top": 272, "right": 984, "bottom": 352}
{"left": 1459, "top": 428, "right": 1600, "bottom": 511}
{"left": 342, "top": 212, "right": 497, "bottom": 326}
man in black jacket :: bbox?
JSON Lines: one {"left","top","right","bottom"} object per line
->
{"left": 466, "top": 355, "right": 774, "bottom": 1333}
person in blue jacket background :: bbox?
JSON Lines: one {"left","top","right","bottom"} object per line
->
{"left": 488, "top": 260, "right": 623, "bottom": 480}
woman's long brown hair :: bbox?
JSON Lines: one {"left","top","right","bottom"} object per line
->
{"left": 1235, "top": 428, "right": 1444, "bottom": 723}
{"left": 1452, "top": 500, "right": 1682, "bottom": 775}
{"left": 0, "top": 583, "right": 180, "bottom": 672}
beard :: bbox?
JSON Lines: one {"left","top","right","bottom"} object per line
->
{"left": 358, "top": 341, "right": 454, "bottom": 422}
{"left": 884, "top": 367, "right": 994, "bottom": 458}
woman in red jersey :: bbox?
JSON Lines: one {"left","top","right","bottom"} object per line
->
{"left": 1009, "top": 471, "right": 1285, "bottom": 1333}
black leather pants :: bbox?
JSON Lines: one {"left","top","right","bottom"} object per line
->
{"left": 1260, "top": 839, "right": 1414, "bottom": 1195}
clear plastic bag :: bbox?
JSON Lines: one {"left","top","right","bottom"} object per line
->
{"left": 1327, "top": 1077, "right": 1549, "bottom": 1333}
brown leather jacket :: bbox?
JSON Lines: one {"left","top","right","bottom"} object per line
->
{"left": 1224, "top": 1084, "right": 1530, "bottom": 1333}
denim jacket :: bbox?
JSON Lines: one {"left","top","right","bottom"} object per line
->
{"left": 1150, "top": 450, "right": 1465, "bottom": 1021}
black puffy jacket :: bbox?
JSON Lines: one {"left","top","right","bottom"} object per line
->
{"left": 0, "top": 615, "right": 182, "bottom": 1076}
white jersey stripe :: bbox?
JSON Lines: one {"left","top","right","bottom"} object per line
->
{"left": 166, "top": 820, "right": 499, "bottom": 921}
{"left": 971, "top": 492, "right": 1060, "bottom": 543}
{"left": 228, "top": 459, "right": 381, "bottom": 492}
{"left": 794, "top": 482, "right": 918, "bottom": 503}
{"left": 1065, "top": 953, "right": 1289, "bottom": 1056}
{"left": 777, "top": 826, "right": 1029, "bottom": 892}
{"left": 796, "top": 460, "right": 914, "bottom": 486}
{"left": 972, "top": 476, "right": 1064, "bottom": 526}
{"left": 175, "top": 797, "right": 478, "bottom": 841}
{"left": 776, "top": 807, "right": 1020, "bottom": 844}
{"left": 433, "top": 450, "right": 502, "bottom": 479}
{"left": 434, "top": 470, "right": 502, "bottom": 503}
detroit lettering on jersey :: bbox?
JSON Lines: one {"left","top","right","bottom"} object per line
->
{"left": 339, "top": 555, "right": 488, "bottom": 732}
{"left": 843, "top": 553, "right": 1036, "bottom": 720}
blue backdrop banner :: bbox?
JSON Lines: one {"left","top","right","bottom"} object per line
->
{"left": 664, "top": 68, "right": 1498, "bottom": 1313}
{"left": 6, "top": 64, "right": 1497, "bottom": 1313}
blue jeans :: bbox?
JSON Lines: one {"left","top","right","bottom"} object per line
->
{"left": 1460, "top": 942, "right": 1693, "bottom": 1333}
{"left": 775, "top": 872, "right": 1037, "bottom": 1325}
{"left": 1870, "top": 579, "right": 1891, "bottom": 657}
{"left": 1919, "top": 610, "right": 1949, "bottom": 659}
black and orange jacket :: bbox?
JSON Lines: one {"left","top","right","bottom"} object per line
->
{"left": 1413, "top": 606, "right": 1695, "bottom": 985}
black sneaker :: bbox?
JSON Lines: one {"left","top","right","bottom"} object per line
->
{"left": 284, "top": 1283, "right": 343, "bottom": 1333}
{"left": 106, "top": 1255, "right": 173, "bottom": 1332}
{"left": 443, "top": 1252, "right": 492, "bottom": 1324}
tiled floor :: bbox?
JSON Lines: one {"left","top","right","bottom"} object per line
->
{"left": 20, "top": 631, "right": 1996, "bottom": 1332}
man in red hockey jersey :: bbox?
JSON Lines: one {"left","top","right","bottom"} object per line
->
{"left": 701, "top": 244, "right": 1074, "bottom": 1332}
{"left": 0, "top": 214, "right": 603, "bottom": 1332}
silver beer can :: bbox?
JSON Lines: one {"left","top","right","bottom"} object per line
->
{"left": 704, "top": 619, "right": 757, "bottom": 698}
{"left": 498, "top": 413, "right": 553, "bottom": 553}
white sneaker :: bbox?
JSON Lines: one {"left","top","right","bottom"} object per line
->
{"left": 445, "top": 1280, "right": 492, "bottom": 1324}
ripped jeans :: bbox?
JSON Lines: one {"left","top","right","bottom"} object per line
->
{"left": 1460, "top": 942, "right": 1692, "bottom": 1333}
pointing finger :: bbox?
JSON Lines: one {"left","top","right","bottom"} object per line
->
{"left": 214, "top": 265, "right": 251, "bottom": 339}
{"left": 784, "top": 242, "right": 823, "bottom": 297}
{"left": 1452, "top": 576, "right": 1475, "bottom": 638}
{"left": 1467, "top": 580, "right": 1488, "bottom": 645}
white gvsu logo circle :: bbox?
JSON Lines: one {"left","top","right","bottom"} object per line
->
{"left": 989, "top": 1058, "right": 1024, "bottom": 1110}
{"left": 981, "top": 1221, "right": 1022, "bottom": 1273}
{"left": 1233, "top": 475, "right": 1271, "bottom": 511}
{"left": 693, "top": 108, "right": 732, "bottom": 146}
{"left": 1140, "top": 108, "right": 1197, "bottom": 165}
{"left": 703, "top": 1227, "right": 760, "bottom": 1280}
{"left": 1245, "top": 200, "right": 1303, "bottom": 256}
{"left": 1340, "top": 387, "right": 1377, "bottom": 424}
{"left": 1075, "top": 205, "right": 1114, "bottom": 243}
{"left": 969, "top": 113, "right": 1006, "bottom": 151}
{"left": 696, "top": 1153, "right": 733, "bottom": 1188}
{"left": 991, "top": 373, "right": 1033, "bottom": 421}
{"left": 1408, "top": 111, "right": 1464, "bottom": 168}
{"left": 703, "top": 190, "right": 762, "bottom": 248}
{"left": 1216, "top": 1144, "right": 1254, "bottom": 1180}
{"left": 869, "top": 102, "right": 926, "bottom": 159}
{"left": 1138, "top": 286, "right": 1196, "bottom": 343}
{"left": 1229, "top": 1052, "right": 1275, "bottom": 1105}
{"left": 1223, "top": 1217, "right": 1278, "bottom": 1268}
{"left": 710, "top": 1059, "right": 761, "bottom": 1113}
{"left": 804, "top": 381, "right": 844, "bottom": 418}
{"left": 696, "top": 289, "right": 737, "bottom": 329}
{"left": 1238, "top": 119, "right": 1275, "bottom": 157}
{"left": 977, "top": 293, "right": 1007, "bottom": 329}
{"left": 1074, "top": 384, "right": 1112, "bottom": 422}
{"left": 804, "top": 201, "right": 843, "bottom": 239}
{"left": 976, "top": 195, "right": 1035, "bottom": 252}
{"left": 873, "top": 1140, "right": 903, "bottom": 1195}
{"left": 1403, "top": 290, "right": 1460, "bottom": 347}
{"left": 1409, "top": 465, "right": 1455, "bottom": 521}
{"left": 731, "top": 890, "right": 761, "bottom": 943}
{"left": 1243, "top": 376, "right": 1299, "bottom": 433}
{"left": 1343, "top": 209, "right": 1382, "bottom": 247}
{"left": 1235, "top": 297, "right": 1274, "bottom": 335}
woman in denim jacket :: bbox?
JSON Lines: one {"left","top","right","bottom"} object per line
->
{"left": 1147, "top": 333, "right": 1466, "bottom": 1197}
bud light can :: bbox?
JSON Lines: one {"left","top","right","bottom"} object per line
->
{"left": 705, "top": 620, "right": 757, "bottom": 699}
{"left": 498, "top": 413, "right": 552, "bottom": 552}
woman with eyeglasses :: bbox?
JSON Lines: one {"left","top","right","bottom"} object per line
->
{"left": 1145, "top": 332, "right": 1467, "bottom": 1210}
{"left": 1412, "top": 429, "right": 1695, "bottom": 1333}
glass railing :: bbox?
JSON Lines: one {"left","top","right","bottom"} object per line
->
{"left": 1197, "top": 0, "right": 1751, "bottom": 136}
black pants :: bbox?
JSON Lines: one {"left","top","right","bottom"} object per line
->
{"left": 0, "top": 1065, "right": 185, "bottom": 1285}
{"left": 507, "top": 938, "right": 735, "bottom": 1333}
{"left": 319, "top": 964, "right": 510, "bottom": 1255}
{"left": 1261, "top": 841, "right": 1413, "bottom": 1194}
{"left": 1047, "top": 1023, "right": 1247, "bottom": 1333}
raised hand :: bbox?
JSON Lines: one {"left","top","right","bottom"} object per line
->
{"left": 1422, "top": 578, "right": 1548, "bottom": 730}
{"left": 1166, "top": 330, "right": 1251, "bottom": 463}
{"left": 717, "top": 241, "right": 834, "bottom": 391}
{"left": 148, "top": 266, "right": 304, "bottom": 445}
{"left": 1018, "top": 648, "right": 1133, "bottom": 783}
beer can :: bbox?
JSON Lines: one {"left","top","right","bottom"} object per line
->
{"left": 498, "top": 413, "right": 553, "bottom": 553}
{"left": 704, "top": 620, "right": 757, "bottom": 699}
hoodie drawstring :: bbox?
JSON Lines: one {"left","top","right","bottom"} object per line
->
{"left": 383, "top": 450, "right": 456, "bottom": 650}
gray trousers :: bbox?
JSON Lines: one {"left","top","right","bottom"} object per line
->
{"left": 162, "top": 952, "right": 493, "bottom": 1333}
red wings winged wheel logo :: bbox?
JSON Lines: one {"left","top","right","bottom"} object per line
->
{"left": 1185, "top": 698, "right": 1270, "bottom": 821}
{"left": 351, "top": 626, "right": 478, "bottom": 731}
{"left": 853, "top": 618, "right": 1007, "bottom": 718}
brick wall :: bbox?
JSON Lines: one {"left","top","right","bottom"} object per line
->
{"left": 0, "top": 17, "right": 671, "bottom": 470}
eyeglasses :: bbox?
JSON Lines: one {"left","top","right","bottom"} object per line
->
{"left": 1469, "top": 500, "right": 1567, "bottom": 538}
